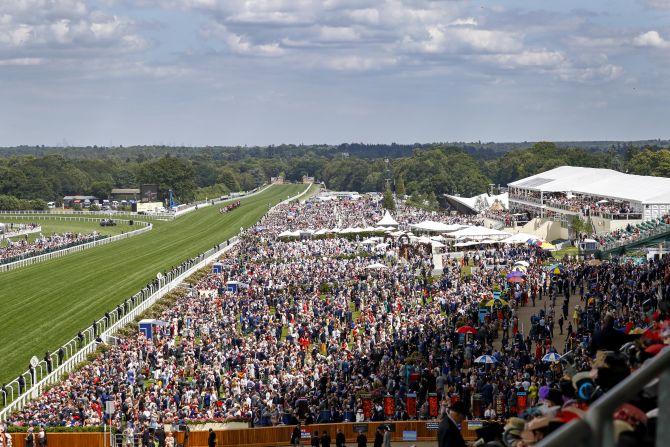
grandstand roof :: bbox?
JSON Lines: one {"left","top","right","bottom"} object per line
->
{"left": 508, "top": 166, "right": 670, "bottom": 204}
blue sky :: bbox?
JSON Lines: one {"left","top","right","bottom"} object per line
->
{"left": 0, "top": 0, "right": 669, "bottom": 146}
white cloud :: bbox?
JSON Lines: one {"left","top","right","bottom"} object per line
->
{"left": 318, "top": 26, "right": 360, "bottom": 42}
{"left": 450, "top": 17, "right": 478, "bottom": 27}
{"left": 483, "top": 50, "right": 565, "bottom": 68}
{"left": 0, "top": 57, "right": 43, "bottom": 66}
{"left": 206, "top": 23, "right": 285, "bottom": 56}
{"left": 0, "top": 2, "right": 145, "bottom": 50}
{"left": 558, "top": 63, "right": 623, "bottom": 83}
{"left": 323, "top": 54, "right": 398, "bottom": 71}
{"left": 640, "top": 0, "right": 670, "bottom": 10}
{"left": 347, "top": 8, "right": 380, "bottom": 25}
{"left": 405, "top": 25, "right": 522, "bottom": 54}
{"left": 633, "top": 30, "right": 670, "bottom": 48}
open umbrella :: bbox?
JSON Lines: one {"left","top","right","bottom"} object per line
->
{"left": 542, "top": 352, "right": 562, "bottom": 362}
{"left": 514, "top": 260, "right": 530, "bottom": 267}
{"left": 540, "top": 242, "right": 556, "bottom": 251}
{"left": 366, "top": 263, "right": 387, "bottom": 269}
{"left": 550, "top": 265, "right": 566, "bottom": 275}
{"left": 474, "top": 355, "right": 497, "bottom": 364}
{"left": 485, "top": 298, "right": 509, "bottom": 307}
{"left": 456, "top": 325, "right": 478, "bottom": 334}
{"left": 507, "top": 271, "right": 525, "bottom": 279}
{"left": 507, "top": 276, "right": 525, "bottom": 284}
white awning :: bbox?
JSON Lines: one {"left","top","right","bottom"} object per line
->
{"left": 377, "top": 211, "right": 399, "bottom": 227}
{"left": 448, "top": 226, "right": 510, "bottom": 240}
{"left": 410, "top": 220, "right": 464, "bottom": 233}
{"left": 500, "top": 232, "right": 537, "bottom": 244}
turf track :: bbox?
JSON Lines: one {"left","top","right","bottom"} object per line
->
{"left": 0, "top": 184, "right": 305, "bottom": 385}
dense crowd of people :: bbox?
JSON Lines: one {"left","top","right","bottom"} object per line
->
{"left": 593, "top": 217, "right": 670, "bottom": 249}
{"left": 542, "top": 193, "right": 637, "bottom": 218}
{"left": 483, "top": 211, "right": 532, "bottom": 227}
{"left": 0, "top": 231, "right": 105, "bottom": 265}
{"left": 4, "top": 195, "right": 669, "bottom": 447}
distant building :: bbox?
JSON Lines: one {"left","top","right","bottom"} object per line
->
{"left": 508, "top": 166, "right": 670, "bottom": 221}
{"left": 271, "top": 176, "right": 285, "bottom": 184}
{"left": 63, "top": 195, "right": 98, "bottom": 208}
{"left": 302, "top": 176, "right": 315, "bottom": 184}
{"left": 140, "top": 184, "right": 159, "bottom": 202}
{"left": 111, "top": 188, "right": 140, "bottom": 201}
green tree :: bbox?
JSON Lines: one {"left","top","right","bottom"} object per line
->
{"left": 396, "top": 176, "right": 406, "bottom": 196}
{"left": 137, "top": 156, "right": 197, "bottom": 202}
{"left": 570, "top": 216, "right": 589, "bottom": 240}
{"left": 382, "top": 184, "right": 396, "bottom": 210}
{"left": 90, "top": 181, "right": 112, "bottom": 200}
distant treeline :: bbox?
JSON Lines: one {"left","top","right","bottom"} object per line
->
{"left": 0, "top": 141, "right": 669, "bottom": 208}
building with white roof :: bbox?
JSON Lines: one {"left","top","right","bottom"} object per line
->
{"left": 508, "top": 166, "right": 670, "bottom": 223}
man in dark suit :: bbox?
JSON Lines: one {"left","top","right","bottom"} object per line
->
{"left": 321, "top": 430, "right": 332, "bottom": 447}
{"left": 437, "top": 401, "right": 468, "bottom": 447}
{"left": 356, "top": 431, "right": 367, "bottom": 447}
{"left": 208, "top": 428, "right": 216, "bottom": 447}
{"left": 336, "top": 427, "right": 346, "bottom": 447}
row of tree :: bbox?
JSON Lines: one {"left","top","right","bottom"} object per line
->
{"left": 0, "top": 142, "right": 668, "bottom": 209}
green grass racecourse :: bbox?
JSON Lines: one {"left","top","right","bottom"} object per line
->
{"left": 0, "top": 184, "right": 306, "bottom": 385}
{"left": 2, "top": 219, "right": 134, "bottom": 243}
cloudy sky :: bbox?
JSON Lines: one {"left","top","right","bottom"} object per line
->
{"left": 0, "top": 0, "right": 669, "bottom": 146}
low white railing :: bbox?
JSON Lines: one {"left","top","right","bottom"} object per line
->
{"left": 0, "top": 209, "right": 175, "bottom": 221}
{"left": 0, "top": 183, "right": 312, "bottom": 420}
{"left": 0, "top": 217, "right": 152, "bottom": 273}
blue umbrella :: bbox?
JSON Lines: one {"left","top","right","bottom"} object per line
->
{"left": 474, "top": 355, "right": 498, "bottom": 364}
{"left": 542, "top": 352, "right": 562, "bottom": 362}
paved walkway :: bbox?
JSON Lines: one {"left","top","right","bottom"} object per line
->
{"left": 495, "top": 287, "right": 584, "bottom": 354}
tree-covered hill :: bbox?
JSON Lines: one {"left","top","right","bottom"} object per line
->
{"left": 0, "top": 141, "right": 668, "bottom": 208}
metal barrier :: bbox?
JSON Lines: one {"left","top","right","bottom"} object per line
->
{"left": 0, "top": 183, "right": 312, "bottom": 421}
{"left": 0, "top": 217, "right": 152, "bottom": 272}
{"left": 538, "top": 347, "right": 670, "bottom": 447}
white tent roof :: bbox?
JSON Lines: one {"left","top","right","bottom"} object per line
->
{"left": 278, "top": 230, "right": 300, "bottom": 237}
{"left": 366, "top": 262, "right": 387, "bottom": 269}
{"left": 444, "top": 192, "right": 509, "bottom": 212}
{"left": 410, "top": 220, "right": 464, "bottom": 233}
{"left": 449, "top": 226, "right": 510, "bottom": 240}
{"left": 455, "top": 241, "right": 479, "bottom": 247}
{"left": 508, "top": 165, "right": 670, "bottom": 204}
{"left": 500, "top": 232, "right": 537, "bottom": 244}
{"left": 377, "top": 211, "right": 399, "bottom": 227}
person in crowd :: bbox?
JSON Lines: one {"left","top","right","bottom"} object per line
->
{"left": 438, "top": 402, "right": 468, "bottom": 447}
{"left": 2, "top": 197, "right": 667, "bottom": 447}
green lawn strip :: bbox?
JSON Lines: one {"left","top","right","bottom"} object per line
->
{"left": 552, "top": 246, "right": 579, "bottom": 258}
{"left": 0, "top": 184, "right": 304, "bottom": 385}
